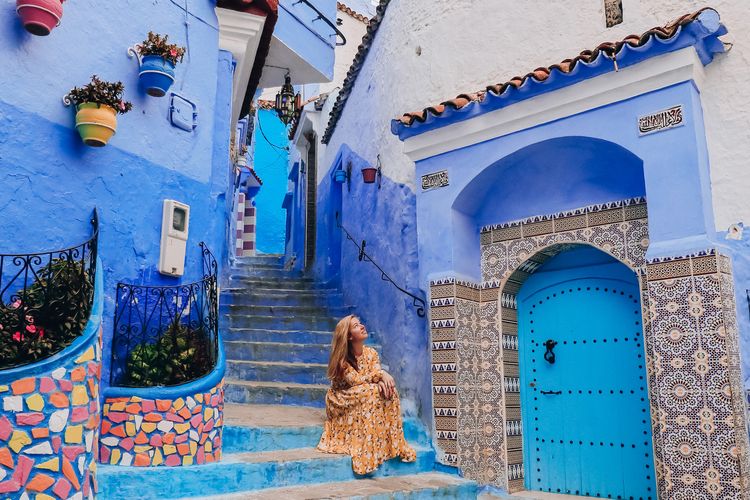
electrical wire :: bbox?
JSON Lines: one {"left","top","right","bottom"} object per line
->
{"left": 257, "top": 115, "right": 290, "bottom": 152}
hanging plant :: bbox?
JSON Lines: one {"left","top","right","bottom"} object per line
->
{"left": 16, "top": 0, "right": 65, "bottom": 36}
{"left": 66, "top": 75, "right": 133, "bottom": 147}
{"left": 132, "top": 32, "right": 186, "bottom": 97}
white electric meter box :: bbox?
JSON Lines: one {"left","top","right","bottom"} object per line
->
{"left": 159, "top": 200, "right": 190, "bottom": 277}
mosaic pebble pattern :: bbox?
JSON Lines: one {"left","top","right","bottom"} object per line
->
{"left": 99, "top": 381, "right": 224, "bottom": 467}
{"left": 428, "top": 198, "right": 750, "bottom": 499}
{"left": 0, "top": 327, "right": 102, "bottom": 499}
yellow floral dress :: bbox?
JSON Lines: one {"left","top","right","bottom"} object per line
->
{"left": 317, "top": 346, "right": 416, "bottom": 474}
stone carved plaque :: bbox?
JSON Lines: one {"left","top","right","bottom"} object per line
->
{"left": 638, "top": 105, "right": 684, "bottom": 136}
{"left": 422, "top": 170, "right": 449, "bottom": 191}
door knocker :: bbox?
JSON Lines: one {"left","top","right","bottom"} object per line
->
{"left": 543, "top": 339, "right": 557, "bottom": 364}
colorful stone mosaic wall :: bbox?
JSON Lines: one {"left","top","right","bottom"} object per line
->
{"left": 428, "top": 197, "right": 750, "bottom": 499}
{"left": 99, "top": 381, "right": 224, "bottom": 467}
{"left": 0, "top": 328, "right": 102, "bottom": 499}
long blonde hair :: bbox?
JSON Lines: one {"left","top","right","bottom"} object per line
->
{"left": 327, "top": 314, "right": 359, "bottom": 381}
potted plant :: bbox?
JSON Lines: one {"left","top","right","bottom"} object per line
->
{"left": 134, "top": 32, "right": 186, "bottom": 97}
{"left": 16, "top": 0, "right": 64, "bottom": 36}
{"left": 66, "top": 75, "right": 132, "bottom": 147}
{"left": 333, "top": 169, "right": 347, "bottom": 184}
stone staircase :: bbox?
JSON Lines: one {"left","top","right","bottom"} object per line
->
{"left": 97, "top": 255, "right": 478, "bottom": 498}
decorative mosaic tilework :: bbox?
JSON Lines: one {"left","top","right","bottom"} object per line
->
{"left": 426, "top": 197, "right": 750, "bottom": 499}
{"left": 0, "top": 327, "right": 102, "bottom": 499}
{"left": 99, "top": 381, "right": 224, "bottom": 467}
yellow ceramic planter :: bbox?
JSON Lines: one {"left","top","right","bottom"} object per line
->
{"left": 75, "top": 103, "right": 117, "bottom": 147}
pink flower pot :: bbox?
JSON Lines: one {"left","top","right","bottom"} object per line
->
{"left": 16, "top": 0, "right": 63, "bottom": 36}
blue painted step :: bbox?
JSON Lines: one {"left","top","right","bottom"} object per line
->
{"left": 222, "top": 417, "right": 429, "bottom": 454}
{"left": 233, "top": 255, "right": 284, "bottom": 266}
{"left": 223, "top": 328, "right": 334, "bottom": 344}
{"left": 220, "top": 290, "right": 345, "bottom": 307}
{"left": 226, "top": 360, "right": 328, "bottom": 385}
{"left": 227, "top": 277, "right": 327, "bottom": 290}
{"left": 230, "top": 268, "right": 306, "bottom": 279}
{"left": 227, "top": 314, "right": 339, "bottom": 330}
{"left": 225, "top": 340, "right": 330, "bottom": 363}
{"left": 98, "top": 447, "right": 437, "bottom": 499}
{"left": 220, "top": 303, "right": 355, "bottom": 317}
{"left": 224, "top": 379, "right": 329, "bottom": 407}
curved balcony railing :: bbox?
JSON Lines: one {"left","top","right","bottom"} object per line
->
{"left": 0, "top": 209, "right": 99, "bottom": 370}
{"left": 109, "top": 243, "right": 219, "bottom": 387}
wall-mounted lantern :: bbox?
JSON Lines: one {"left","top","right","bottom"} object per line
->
{"left": 274, "top": 73, "right": 301, "bottom": 125}
{"left": 361, "top": 155, "right": 382, "bottom": 189}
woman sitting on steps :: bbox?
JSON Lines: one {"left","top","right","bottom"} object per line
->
{"left": 317, "top": 314, "right": 416, "bottom": 474}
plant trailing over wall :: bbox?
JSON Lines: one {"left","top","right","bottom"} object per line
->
{"left": 0, "top": 259, "right": 93, "bottom": 369}
{"left": 137, "top": 31, "right": 186, "bottom": 65}
{"left": 66, "top": 75, "right": 132, "bottom": 147}
{"left": 124, "top": 319, "right": 211, "bottom": 387}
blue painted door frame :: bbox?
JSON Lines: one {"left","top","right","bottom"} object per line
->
{"left": 518, "top": 247, "right": 656, "bottom": 499}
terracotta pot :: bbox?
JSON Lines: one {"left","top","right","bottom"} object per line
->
{"left": 16, "top": 0, "right": 63, "bottom": 36}
{"left": 361, "top": 167, "right": 378, "bottom": 184}
{"left": 75, "top": 103, "right": 117, "bottom": 147}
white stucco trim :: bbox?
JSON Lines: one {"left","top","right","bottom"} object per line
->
{"left": 402, "top": 47, "right": 707, "bottom": 162}
{"left": 216, "top": 7, "right": 266, "bottom": 125}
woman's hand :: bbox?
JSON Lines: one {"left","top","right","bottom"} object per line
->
{"left": 379, "top": 371, "right": 395, "bottom": 399}
{"left": 378, "top": 380, "right": 392, "bottom": 400}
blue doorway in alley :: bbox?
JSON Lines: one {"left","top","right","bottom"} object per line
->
{"left": 518, "top": 245, "right": 656, "bottom": 499}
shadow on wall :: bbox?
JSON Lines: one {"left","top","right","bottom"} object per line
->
{"left": 451, "top": 136, "right": 646, "bottom": 278}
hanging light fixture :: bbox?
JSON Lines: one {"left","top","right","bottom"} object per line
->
{"left": 274, "top": 73, "right": 300, "bottom": 125}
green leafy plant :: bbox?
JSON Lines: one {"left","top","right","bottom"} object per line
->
{"left": 124, "top": 319, "right": 211, "bottom": 387}
{"left": 67, "top": 75, "right": 133, "bottom": 114}
{"left": 0, "top": 258, "right": 93, "bottom": 369}
{"left": 137, "top": 32, "right": 186, "bottom": 65}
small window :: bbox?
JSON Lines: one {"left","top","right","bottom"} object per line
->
{"left": 604, "top": 0, "right": 623, "bottom": 27}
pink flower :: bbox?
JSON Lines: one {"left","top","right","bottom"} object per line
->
{"left": 170, "top": 49, "right": 178, "bottom": 57}
{"left": 10, "top": 299, "right": 21, "bottom": 309}
{"left": 25, "top": 325, "right": 36, "bottom": 334}
{"left": 37, "top": 328, "right": 44, "bottom": 338}
{"left": 12, "top": 331, "right": 23, "bottom": 342}
{"left": 119, "top": 101, "right": 126, "bottom": 111}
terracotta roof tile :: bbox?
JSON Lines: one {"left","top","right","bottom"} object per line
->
{"left": 395, "top": 8, "right": 724, "bottom": 130}
{"left": 337, "top": 2, "right": 369, "bottom": 24}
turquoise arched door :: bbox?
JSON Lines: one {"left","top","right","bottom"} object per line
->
{"left": 518, "top": 246, "right": 656, "bottom": 499}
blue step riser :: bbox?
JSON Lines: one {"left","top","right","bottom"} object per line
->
{"left": 224, "top": 383, "right": 327, "bottom": 407}
{"left": 360, "top": 483, "right": 477, "bottom": 500}
{"left": 222, "top": 419, "right": 429, "bottom": 454}
{"left": 220, "top": 304, "right": 354, "bottom": 317}
{"left": 228, "top": 279, "right": 324, "bottom": 291}
{"left": 228, "top": 315, "right": 339, "bottom": 330}
{"left": 97, "top": 450, "right": 436, "bottom": 499}
{"left": 225, "top": 342, "right": 329, "bottom": 363}
{"left": 226, "top": 361, "right": 328, "bottom": 385}
{"left": 230, "top": 269, "right": 305, "bottom": 278}
{"left": 223, "top": 329, "right": 334, "bottom": 344}
{"left": 220, "top": 293, "right": 344, "bottom": 307}
{"left": 234, "top": 256, "right": 283, "bottom": 265}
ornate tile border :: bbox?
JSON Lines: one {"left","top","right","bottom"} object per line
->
{"left": 428, "top": 198, "right": 750, "bottom": 499}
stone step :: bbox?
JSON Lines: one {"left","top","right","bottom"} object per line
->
{"left": 221, "top": 404, "right": 429, "bottom": 453}
{"left": 220, "top": 290, "right": 345, "bottom": 307}
{"left": 227, "top": 277, "right": 326, "bottom": 291}
{"left": 226, "top": 359, "right": 328, "bottom": 385}
{"left": 220, "top": 303, "right": 355, "bottom": 318}
{"left": 227, "top": 313, "right": 339, "bottom": 331}
{"left": 187, "top": 472, "right": 477, "bottom": 499}
{"left": 233, "top": 255, "right": 284, "bottom": 266}
{"left": 223, "top": 328, "right": 335, "bottom": 344}
{"left": 99, "top": 446, "right": 438, "bottom": 499}
{"left": 224, "top": 340, "right": 332, "bottom": 363}
{"left": 229, "top": 268, "right": 306, "bottom": 279}
{"left": 224, "top": 379, "right": 329, "bottom": 407}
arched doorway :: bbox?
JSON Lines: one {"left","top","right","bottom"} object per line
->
{"left": 517, "top": 245, "right": 655, "bottom": 499}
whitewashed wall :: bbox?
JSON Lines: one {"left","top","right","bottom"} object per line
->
{"left": 322, "top": 0, "right": 750, "bottom": 232}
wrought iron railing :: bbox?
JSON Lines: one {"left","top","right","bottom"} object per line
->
{"left": 109, "top": 243, "right": 219, "bottom": 387}
{"left": 0, "top": 209, "right": 99, "bottom": 370}
{"left": 336, "top": 212, "right": 426, "bottom": 317}
{"left": 291, "top": 0, "right": 347, "bottom": 46}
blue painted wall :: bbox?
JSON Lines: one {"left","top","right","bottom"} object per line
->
{"left": 253, "top": 109, "right": 289, "bottom": 254}
{"left": 276, "top": 0, "right": 336, "bottom": 81}
{"left": 310, "top": 145, "right": 432, "bottom": 419}
{"left": 0, "top": 1, "right": 234, "bottom": 386}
